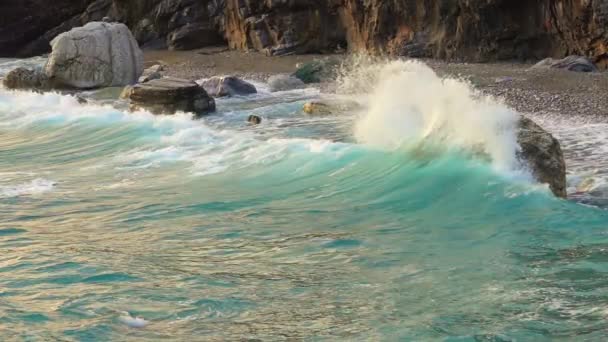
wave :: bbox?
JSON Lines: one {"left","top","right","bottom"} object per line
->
{"left": 0, "top": 178, "right": 55, "bottom": 198}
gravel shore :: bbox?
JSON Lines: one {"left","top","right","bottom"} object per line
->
{"left": 146, "top": 47, "right": 608, "bottom": 123}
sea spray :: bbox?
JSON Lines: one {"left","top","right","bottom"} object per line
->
{"left": 336, "top": 57, "right": 521, "bottom": 172}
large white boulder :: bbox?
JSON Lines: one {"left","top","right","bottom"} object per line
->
{"left": 45, "top": 22, "right": 144, "bottom": 89}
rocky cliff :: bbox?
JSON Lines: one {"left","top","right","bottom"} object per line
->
{"left": 1, "top": 0, "right": 607, "bottom": 67}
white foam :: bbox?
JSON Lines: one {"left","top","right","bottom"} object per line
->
{"left": 337, "top": 58, "right": 521, "bottom": 172}
{"left": 0, "top": 179, "right": 55, "bottom": 198}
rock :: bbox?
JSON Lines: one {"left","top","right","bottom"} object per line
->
{"left": 138, "top": 72, "right": 161, "bottom": 83}
{"left": 45, "top": 22, "right": 144, "bottom": 89}
{"left": 303, "top": 102, "right": 333, "bottom": 115}
{"left": 124, "top": 77, "right": 215, "bottom": 115}
{"left": 138, "top": 65, "right": 164, "bottom": 83}
{"left": 516, "top": 116, "right": 567, "bottom": 198}
{"left": 268, "top": 74, "right": 305, "bottom": 92}
{"left": 531, "top": 56, "right": 598, "bottom": 73}
{"left": 2, "top": 67, "right": 51, "bottom": 90}
{"left": 293, "top": 58, "right": 341, "bottom": 84}
{"left": 200, "top": 76, "right": 257, "bottom": 97}
{"left": 303, "top": 99, "right": 361, "bottom": 115}
{"left": 248, "top": 115, "right": 262, "bottom": 125}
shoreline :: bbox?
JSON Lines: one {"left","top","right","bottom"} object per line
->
{"left": 144, "top": 48, "right": 608, "bottom": 122}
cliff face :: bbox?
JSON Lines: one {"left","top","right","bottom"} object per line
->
{"left": 1, "top": 0, "right": 607, "bottom": 67}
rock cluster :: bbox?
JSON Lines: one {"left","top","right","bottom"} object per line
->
{"left": 200, "top": 76, "right": 257, "bottom": 97}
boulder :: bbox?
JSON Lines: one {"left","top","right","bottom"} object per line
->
{"left": 2, "top": 67, "right": 51, "bottom": 90}
{"left": 532, "top": 56, "right": 598, "bottom": 72}
{"left": 200, "top": 76, "right": 257, "bottom": 97}
{"left": 268, "top": 74, "right": 305, "bottom": 92}
{"left": 124, "top": 77, "right": 215, "bottom": 115}
{"left": 45, "top": 21, "right": 144, "bottom": 89}
{"left": 516, "top": 116, "right": 567, "bottom": 198}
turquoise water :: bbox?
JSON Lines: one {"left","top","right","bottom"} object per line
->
{"left": 2, "top": 61, "right": 608, "bottom": 341}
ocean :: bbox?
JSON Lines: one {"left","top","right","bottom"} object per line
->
{"left": 1, "top": 58, "right": 608, "bottom": 341}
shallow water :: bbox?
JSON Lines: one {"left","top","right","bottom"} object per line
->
{"left": 1, "top": 59, "right": 608, "bottom": 341}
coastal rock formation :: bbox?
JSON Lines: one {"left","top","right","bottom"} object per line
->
{"left": 531, "top": 56, "right": 599, "bottom": 73}
{"left": 45, "top": 22, "right": 144, "bottom": 89}
{"left": 2, "top": 68, "right": 51, "bottom": 90}
{"left": 3, "top": 1, "right": 608, "bottom": 67}
{"left": 222, "top": 0, "right": 345, "bottom": 56}
{"left": 517, "top": 117, "right": 567, "bottom": 198}
{"left": 124, "top": 77, "right": 215, "bottom": 115}
{"left": 201, "top": 76, "right": 257, "bottom": 97}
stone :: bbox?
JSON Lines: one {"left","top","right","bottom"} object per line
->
{"left": 2, "top": 67, "right": 51, "bottom": 90}
{"left": 138, "top": 65, "right": 164, "bottom": 83}
{"left": 516, "top": 116, "right": 567, "bottom": 198}
{"left": 293, "top": 58, "right": 341, "bottom": 84}
{"left": 531, "top": 56, "right": 598, "bottom": 73}
{"left": 303, "top": 102, "right": 333, "bottom": 115}
{"left": 45, "top": 21, "right": 144, "bottom": 89}
{"left": 124, "top": 77, "right": 215, "bottom": 115}
{"left": 138, "top": 72, "right": 161, "bottom": 83}
{"left": 248, "top": 115, "right": 262, "bottom": 124}
{"left": 200, "top": 76, "right": 257, "bottom": 97}
{"left": 268, "top": 74, "right": 305, "bottom": 92}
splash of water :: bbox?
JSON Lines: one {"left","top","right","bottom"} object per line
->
{"left": 337, "top": 57, "right": 521, "bottom": 172}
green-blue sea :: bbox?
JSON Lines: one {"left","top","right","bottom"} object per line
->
{"left": 1, "top": 58, "right": 608, "bottom": 341}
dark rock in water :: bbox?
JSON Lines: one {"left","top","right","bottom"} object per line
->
{"left": 201, "top": 76, "right": 257, "bottom": 97}
{"left": 124, "top": 77, "right": 215, "bottom": 115}
{"left": 517, "top": 116, "right": 567, "bottom": 198}
{"left": 75, "top": 95, "right": 88, "bottom": 104}
{"left": 248, "top": 115, "right": 262, "bottom": 125}
{"left": 2, "top": 68, "right": 51, "bottom": 90}
{"left": 532, "top": 56, "right": 598, "bottom": 73}
{"left": 268, "top": 74, "right": 305, "bottom": 92}
{"left": 293, "top": 58, "right": 341, "bottom": 84}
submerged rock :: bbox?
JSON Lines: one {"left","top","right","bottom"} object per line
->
{"left": 124, "top": 77, "right": 215, "bottom": 115}
{"left": 532, "top": 56, "right": 598, "bottom": 73}
{"left": 45, "top": 21, "right": 144, "bottom": 89}
{"left": 268, "top": 74, "right": 305, "bottom": 92}
{"left": 517, "top": 117, "right": 567, "bottom": 198}
{"left": 200, "top": 76, "right": 257, "bottom": 97}
{"left": 2, "top": 67, "right": 51, "bottom": 90}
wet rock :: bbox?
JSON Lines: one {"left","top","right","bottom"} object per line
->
{"left": 45, "top": 21, "right": 144, "bottom": 89}
{"left": 248, "top": 115, "right": 262, "bottom": 124}
{"left": 293, "top": 58, "right": 341, "bottom": 84}
{"left": 200, "top": 76, "right": 257, "bottom": 97}
{"left": 2, "top": 67, "right": 51, "bottom": 90}
{"left": 532, "top": 56, "right": 598, "bottom": 73}
{"left": 268, "top": 74, "right": 305, "bottom": 92}
{"left": 517, "top": 116, "right": 567, "bottom": 198}
{"left": 124, "top": 77, "right": 215, "bottom": 115}
{"left": 303, "top": 102, "right": 333, "bottom": 115}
